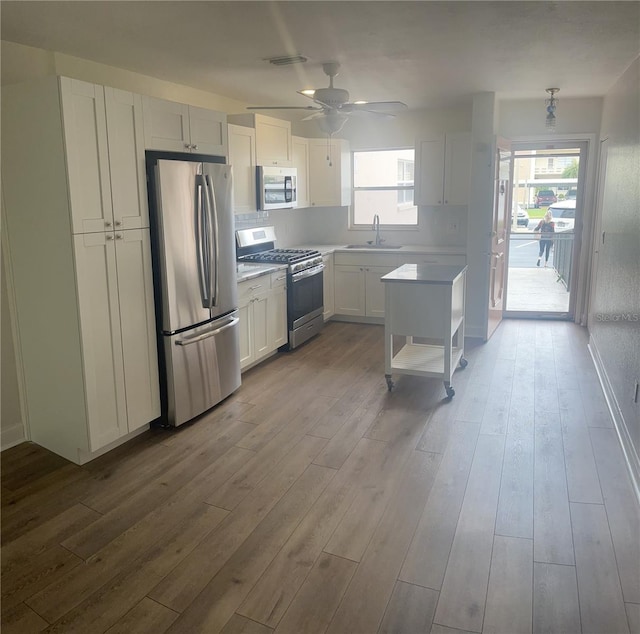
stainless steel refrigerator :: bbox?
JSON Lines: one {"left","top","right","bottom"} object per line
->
{"left": 148, "top": 155, "right": 240, "bottom": 427}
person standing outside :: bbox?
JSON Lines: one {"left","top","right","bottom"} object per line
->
{"left": 534, "top": 210, "right": 555, "bottom": 267}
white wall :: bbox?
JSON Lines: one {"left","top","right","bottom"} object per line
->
{"left": 1, "top": 237, "right": 25, "bottom": 449}
{"left": 588, "top": 57, "right": 640, "bottom": 489}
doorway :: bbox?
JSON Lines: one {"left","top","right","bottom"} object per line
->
{"left": 504, "top": 142, "right": 587, "bottom": 319}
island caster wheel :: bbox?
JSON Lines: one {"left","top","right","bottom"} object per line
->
{"left": 459, "top": 357, "right": 468, "bottom": 369}
{"left": 445, "top": 385, "right": 455, "bottom": 399}
{"left": 385, "top": 375, "right": 394, "bottom": 392}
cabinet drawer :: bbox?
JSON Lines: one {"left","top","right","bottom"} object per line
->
{"left": 334, "top": 252, "right": 399, "bottom": 267}
{"left": 400, "top": 254, "right": 466, "bottom": 266}
{"left": 238, "top": 275, "right": 270, "bottom": 301}
{"left": 271, "top": 270, "right": 288, "bottom": 289}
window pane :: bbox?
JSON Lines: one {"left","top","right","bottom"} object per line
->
{"left": 353, "top": 190, "right": 417, "bottom": 225}
{"left": 354, "top": 149, "right": 415, "bottom": 188}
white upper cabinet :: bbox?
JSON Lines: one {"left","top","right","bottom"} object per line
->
{"left": 142, "top": 96, "right": 227, "bottom": 156}
{"left": 415, "top": 132, "right": 471, "bottom": 206}
{"left": 292, "top": 136, "right": 310, "bottom": 208}
{"left": 60, "top": 78, "right": 149, "bottom": 233}
{"left": 60, "top": 78, "right": 113, "bottom": 234}
{"left": 228, "top": 123, "right": 257, "bottom": 214}
{"left": 104, "top": 87, "right": 149, "bottom": 230}
{"left": 228, "top": 113, "right": 292, "bottom": 166}
{"left": 308, "top": 138, "right": 351, "bottom": 207}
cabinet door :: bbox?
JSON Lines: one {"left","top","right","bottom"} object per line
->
{"left": 308, "top": 139, "right": 350, "bottom": 207}
{"left": 255, "top": 115, "right": 292, "bottom": 166}
{"left": 292, "top": 136, "right": 310, "bottom": 208}
{"left": 104, "top": 88, "right": 149, "bottom": 230}
{"left": 60, "top": 78, "right": 113, "bottom": 234}
{"left": 322, "top": 254, "right": 334, "bottom": 320}
{"left": 238, "top": 298, "right": 253, "bottom": 370}
{"left": 188, "top": 106, "right": 228, "bottom": 156}
{"left": 308, "top": 140, "right": 340, "bottom": 207}
{"left": 73, "top": 232, "right": 127, "bottom": 451}
{"left": 252, "top": 294, "right": 270, "bottom": 361}
{"left": 333, "top": 265, "right": 365, "bottom": 316}
{"left": 114, "top": 229, "right": 160, "bottom": 432}
{"left": 228, "top": 124, "right": 257, "bottom": 213}
{"left": 415, "top": 137, "right": 445, "bottom": 206}
{"left": 444, "top": 133, "right": 471, "bottom": 206}
{"left": 269, "top": 285, "right": 288, "bottom": 349}
{"left": 364, "top": 266, "right": 396, "bottom": 318}
{"left": 142, "top": 96, "right": 191, "bottom": 152}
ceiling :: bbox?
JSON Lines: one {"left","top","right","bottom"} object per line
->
{"left": 2, "top": 1, "right": 639, "bottom": 113}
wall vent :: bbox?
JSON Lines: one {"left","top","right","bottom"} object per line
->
{"left": 265, "top": 55, "right": 308, "bottom": 66}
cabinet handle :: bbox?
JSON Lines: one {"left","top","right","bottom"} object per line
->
{"left": 184, "top": 143, "right": 191, "bottom": 149}
{"left": 105, "top": 221, "right": 112, "bottom": 227}
{"left": 115, "top": 233, "right": 123, "bottom": 240}
{"left": 115, "top": 220, "right": 122, "bottom": 226}
{"left": 276, "top": 275, "right": 287, "bottom": 281}
{"left": 249, "top": 284, "right": 262, "bottom": 291}
{"left": 192, "top": 144, "right": 198, "bottom": 150}
{"left": 106, "top": 234, "right": 114, "bottom": 240}
{"left": 444, "top": 200, "right": 448, "bottom": 204}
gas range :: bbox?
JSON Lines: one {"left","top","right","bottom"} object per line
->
{"left": 236, "top": 226, "right": 325, "bottom": 350}
{"left": 235, "top": 227, "right": 322, "bottom": 274}
{"left": 238, "top": 248, "right": 323, "bottom": 274}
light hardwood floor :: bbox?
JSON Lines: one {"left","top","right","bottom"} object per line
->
{"left": 2, "top": 319, "right": 639, "bottom": 634}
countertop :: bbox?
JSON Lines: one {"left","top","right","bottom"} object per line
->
{"left": 381, "top": 263, "right": 468, "bottom": 285}
{"left": 295, "top": 244, "right": 466, "bottom": 256}
{"left": 236, "top": 262, "right": 287, "bottom": 283}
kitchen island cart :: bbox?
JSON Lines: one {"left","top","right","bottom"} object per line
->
{"left": 381, "top": 263, "right": 468, "bottom": 398}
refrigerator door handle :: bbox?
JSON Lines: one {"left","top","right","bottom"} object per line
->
{"left": 174, "top": 316, "right": 239, "bottom": 346}
{"left": 195, "top": 177, "right": 210, "bottom": 307}
{"left": 204, "top": 175, "right": 219, "bottom": 308}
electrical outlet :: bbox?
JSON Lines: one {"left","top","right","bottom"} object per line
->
{"left": 447, "top": 222, "right": 458, "bottom": 234}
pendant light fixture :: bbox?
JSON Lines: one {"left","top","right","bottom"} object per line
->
{"left": 545, "top": 88, "right": 559, "bottom": 131}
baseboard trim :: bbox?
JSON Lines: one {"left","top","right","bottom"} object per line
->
{"left": 588, "top": 335, "right": 640, "bottom": 504}
{"left": 1, "top": 423, "right": 26, "bottom": 451}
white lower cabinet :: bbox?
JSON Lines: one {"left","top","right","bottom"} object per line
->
{"left": 238, "top": 271, "right": 287, "bottom": 370}
{"left": 334, "top": 265, "right": 397, "bottom": 318}
{"left": 322, "top": 254, "right": 334, "bottom": 320}
{"left": 74, "top": 229, "right": 160, "bottom": 451}
{"left": 333, "top": 251, "right": 466, "bottom": 320}
{"left": 333, "top": 252, "right": 399, "bottom": 319}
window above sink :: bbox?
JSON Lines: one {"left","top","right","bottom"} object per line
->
{"left": 351, "top": 148, "right": 418, "bottom": 230}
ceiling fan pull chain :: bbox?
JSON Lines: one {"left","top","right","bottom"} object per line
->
{"left": 327, "top": 134, "right": 333, "bottom": 167}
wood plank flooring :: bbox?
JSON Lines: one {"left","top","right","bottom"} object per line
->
{"left": 2, "top": 319, "right": 639, "bottom": 634}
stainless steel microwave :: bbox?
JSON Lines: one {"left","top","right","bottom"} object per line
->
{"left": 257, "top": 166, "right": 297, "bottom": 210}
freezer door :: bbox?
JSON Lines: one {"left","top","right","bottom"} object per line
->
{"left": 155, "top": 160, "right": 213, "bottom": 332}
{"left": 202, "top": 162, "right": 238, "bottom": 319}
{"left": 164, "top": 312, "right": 241, "bottom": 426}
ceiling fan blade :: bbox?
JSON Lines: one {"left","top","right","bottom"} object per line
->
{"left": 301, "top": 111, "right": 327, "bottom": 121}
{"left": 247, "top": 105, "right": 322, "bottom": 111}
{"left": 342, "top": 101, "right": 408, "bottom": 113}
{"left": 348, "top": 110, "right": 396, "bottom": 119}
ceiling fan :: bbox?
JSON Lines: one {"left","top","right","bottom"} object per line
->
{"left": 248, "top": 62, "right": 408, "bottom": 134}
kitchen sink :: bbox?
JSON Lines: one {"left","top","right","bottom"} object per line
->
{"left": 345, "top": 244, "right": 403, "bottom": 249}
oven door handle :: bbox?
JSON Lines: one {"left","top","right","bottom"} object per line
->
{"left": 291, "top": 263, "right": 324, "bottom": 282}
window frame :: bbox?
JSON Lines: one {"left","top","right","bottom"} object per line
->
{"left": 349, "top": 147, "right": 419, "bottom": 231}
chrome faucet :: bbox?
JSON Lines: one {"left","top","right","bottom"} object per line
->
{"left": 372, "top": 213, "right": 383, "bottom": 245}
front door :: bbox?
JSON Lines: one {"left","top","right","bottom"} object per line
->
{"left": 487, "top": 137, "right": 512, "bottom": 339}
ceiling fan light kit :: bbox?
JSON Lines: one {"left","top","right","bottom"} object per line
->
{"left": 247, "top": 61, "right": 408, "bottom": 150}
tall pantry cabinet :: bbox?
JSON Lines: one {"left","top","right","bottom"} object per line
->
{"left": 2, "top": 77, "right": 160, "bottom": 464}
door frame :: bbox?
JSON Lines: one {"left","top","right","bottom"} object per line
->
{"left": 501, "top": 135, "right": 596, "bottom": 323}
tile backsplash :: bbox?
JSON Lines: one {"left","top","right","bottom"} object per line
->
{"left": 233, "top": 205, "right": 467, "bottom": 248}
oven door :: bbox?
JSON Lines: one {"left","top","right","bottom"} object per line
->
{"left": 288, "top": 264, "right": 324, "bottom": 329}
